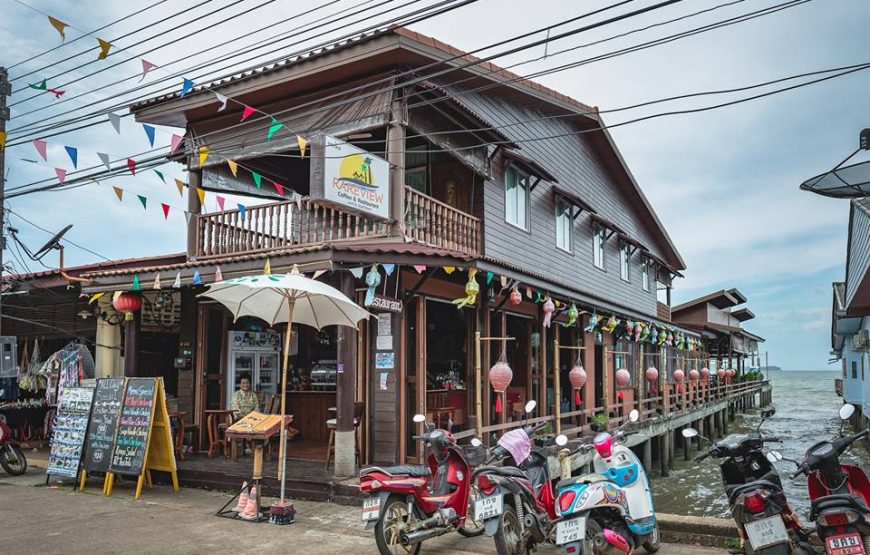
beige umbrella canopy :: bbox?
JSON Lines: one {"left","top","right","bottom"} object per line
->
{"left": 199, "top": 266, "right": 370, "bottom": 502}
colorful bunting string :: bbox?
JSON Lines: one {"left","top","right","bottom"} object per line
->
{"left": 180, "top": 78, "right": 194, "bottom": 97}
{"left": 175, "top": 179, "right": 185, "bottom": 197}
{"left": 213, "top": 91, "right": 229, "bottom": 111}
{"left": 241, "top": 105, "right": 255, "bottom": 121}
{"left": 108, "top": 113, "right": 122, "bottom": 134}
{"left": 48, "top": 16, "right": 68, "bottom": 40}
{"left": 161, "top": 203, "right": 170, "bottom": 219}
{"left": 138, "top": 195, "right": 147, "bottom": 209}
{"left": 140, "top": 59, "right": 158, "bottom": 82}
{"left": 266, "top": 118, "right": 283, "bottom": 140}
{"left": 64, "top": 146, "right": 77, "bottom": 168}
{"left": 170, "top": 134, "right": 184, "bottom": 154}
{"left": 113, "top": 186, "right": 123, "bottom": 201}
{"left": 96, "top": 38, "right": 112, "bottom": 60}
{"left": 251, "top": 171, "right": 262, "bottom": 190}
{"left": 198, "top": 146, "right": 209, "bottom": 167}
{"left": 32, "top": 139, "right": 47, "bottom": 161}
{"left": 226, "top": 159, "right": 238, "bottom": 177}
{"left": 154, "top": 169, "right": 165, "bottom": 183}
{"left": 142, "top": 124, "right": 156, "bottom": 147}
{"left": 54, "top": 168, "right": 66, "bottom": 184}
{"left": 126, "top": 158, "right": 136, "bottom": 175}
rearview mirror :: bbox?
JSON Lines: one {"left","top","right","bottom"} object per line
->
{"left": 470, "top": 438, "right": 483, "bottom": 447}
{"left": 525, "top": 400, "right": 537, "bottom": 414}
{"left": 555, "top": 434, "right": 568, "bottom": 447}
{"left": 413, "top": 414, "right": 426, "bottom": 423}
{"left": 628, "top": 409, "right": 639, "bottom": 423}
{"left": 682, "top": 427, "right": 699, "bottom": 439}
{"left": 839, "top": 404, "right": 855, "bottom": 420}
{"left": 766, "top": 450, "right": 783, "bottom": 462}
{"left": 761, "top": 408, "right": 775, "bottom": 418}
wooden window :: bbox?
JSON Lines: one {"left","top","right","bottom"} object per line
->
{"left": 642, "top": 259, "right": 650, "bottom": 291}
{"left": 593, "top": 225, "right": 605, "bottom": 269}
{"left": 555, "top": 197, "right": 572, "bottom": 252}
{"left": 405, "top": 144, "right": 428, "bottom": 194}
{"left": 620, "top": 244, "right": 631, "bottom": 282}
{"left": 852, "top": 360, "right": 857, "bottom": 379}
{"left": 505, "top": 165, "right": 530, "bottom": 230}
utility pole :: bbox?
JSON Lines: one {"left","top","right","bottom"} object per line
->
{"left": 0, "top": 67, "right": 10, "bottom": 336}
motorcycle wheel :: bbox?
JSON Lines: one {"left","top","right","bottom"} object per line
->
{"left": 494, "top": 504, "right": 527, "bottom": 555}
{"left": 585, "top": 518, "right": 603, "bottom": 554}
{"left": 374, "top": 495, "right": 421, "bottom": 555}
{"left": 457, "top": 486, "right": 486, "bottom": 538}
{"left": 642, "top": 522, "right": 661, "bottom": 553}
{"left": 0, "top": 445, "right": 27, "bottom": 476}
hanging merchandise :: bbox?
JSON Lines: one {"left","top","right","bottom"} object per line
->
{"left": 525, "top": 286, "right": 532, "bottom": 299}
{"left": 639, "top": 324, "right": 651, "bottom": 342}
{"left": 612, "top": 319, "right": 628, "bottom": 339}
{"left": 650, "top": 326, "right": 659, "bottom": 344}
{"left": 569, "top": 363, "right": 587, "bottom": 406}
{"left": 584, "top": 313, "right": 600, "bottom": 333}
{"left": 645, "top": 367, "right": 659, "bottom": 394}
{"left": 562, "top": 303, "right": 579, "bottom": 327}
{"left": 443, "top": 266, "right": 455, "bottom": 275}
{"left": 364, "top": 265, "right": 381, "bottom": 307}
{"left": 666, "top": 332, "right": 674, "bottom": 347}
{"left": 489, "top": 353, "right": 513, "bottom": 414}
{"left": 633, "top": 322, "right": 643, "bottom": 342}
{"left": 542, "top": 297, "right": 555, "bottom": 327}
{"left": 452, "top": 269, "right": 479, "bottom": 309}
{"left": 509, "top": 286, "right": 522, "bottom": 305}
{"left": 657, "top": 327, "right": 668, "bottom": 346}
{"left": 112, "top": 292, "right": 142, "bottom": 321}
{"left": 625, "top": 320, "right": 635, "bottom": 335}
{"left": 602, "top": 315, "right": 618, "bottom": 333}
{"left": 534, "top": 292, "right": 543, "bottom": 304}
{"left": 673, "top": 368, "right": 685, "bottom": 393}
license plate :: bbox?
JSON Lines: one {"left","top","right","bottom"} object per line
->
{"left": 826, "top": 534, "right": 866, "bottom": 555}
{"left": 361, "top": 497, "right": 381, "bottom": 521}
{"left": 556, "top": 516, "right": 587, "bottom": 545}
{"left": 744, "top": 515, "right": 789, "bottom": 550}
{"left": 474, "top": 494, "right": 503, "bottom": 521}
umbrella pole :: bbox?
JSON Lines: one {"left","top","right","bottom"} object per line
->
{"left": 279, "top": 298, "right": 296, "bottom": 502}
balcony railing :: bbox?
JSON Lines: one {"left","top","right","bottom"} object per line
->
{"left": 195, "top": 186, "right": 482, "bottom": 259}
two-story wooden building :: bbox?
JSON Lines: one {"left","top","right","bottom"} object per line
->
{"left": 80, "top": 28, "right": 700, "bottom": 475}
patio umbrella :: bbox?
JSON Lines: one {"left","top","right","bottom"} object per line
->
{"left": 199, "top": 265, "right": 370, "bottom": 503}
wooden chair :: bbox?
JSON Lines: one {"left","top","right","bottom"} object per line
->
{"left": 325, "top": 402, "right": 364, "bottom": 469}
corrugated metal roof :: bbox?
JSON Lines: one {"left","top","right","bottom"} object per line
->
{"left": 4, "top": 253, "right": 186, "bottom": 282}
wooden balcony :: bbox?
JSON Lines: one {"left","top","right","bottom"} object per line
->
{"left": 195, "top": 186, "right": 481, "bottom": 259}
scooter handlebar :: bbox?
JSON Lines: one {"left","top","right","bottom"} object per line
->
{"left": 788, "top": 465, "right": 807, "bottom": 480}
{"left": 693, "top": 452, "right": 710, "bottom": 463}
{"left": 762, "top": 437, "right": 782, "bottom": 443}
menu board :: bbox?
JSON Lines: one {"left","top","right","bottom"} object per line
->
{"left": 109, "top": 378, "right": 156, "bottom": 476}
{"left": 82, "top": 378, "right": 125, "bottom": 473}
{"left": 47, "top": 387, "right": 94, "bottom": 478}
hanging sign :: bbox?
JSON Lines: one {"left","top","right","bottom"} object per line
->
{"left": 369, "top": 294, "right": 403, "bottom": 313}
{"left": 47, "top": 387, "right": 95, "bottom": 479}
{"left": 310, "top": 135, "right": 390, "bottom": 219}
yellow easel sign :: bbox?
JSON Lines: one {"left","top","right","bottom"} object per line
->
{"left": 104, "top": 377, "right": 178, "bottom": 499}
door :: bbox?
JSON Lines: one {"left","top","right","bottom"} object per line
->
{"left": 197, "top": 303, "right": 227, "bottom": 450}
{"left": 404, "top": 296, "right": 425, "bottom": 463}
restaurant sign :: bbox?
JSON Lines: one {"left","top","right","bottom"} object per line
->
{"left": 310, "top": 134, "right": 390, "bottom": 219}
{"left": 370, "top": 294, "right": 403, "bottom": 313}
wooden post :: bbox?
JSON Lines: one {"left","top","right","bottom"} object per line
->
{"left": 475, "top": 330, "right": 482, "bottom": 439}
{"left": 187, "top": 169, "right": 202, "bottom": 259}
{"left": 123, "top": 310, "right": 140, "bottom": 377}
{"left": 335, "top": 272, "right": 358, "bottom": 476}
{"left": 554, "top": 337, "right": 561, "bottom": 435}
{"left": 386, "top": 95, "right": 406, "bottom": 237}
{"left": 660, "top": 433, "right": 670, "bottom": 477}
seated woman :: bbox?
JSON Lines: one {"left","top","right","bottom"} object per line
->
{"left": 231, "top": 375, "right": 259, "bottom": 420}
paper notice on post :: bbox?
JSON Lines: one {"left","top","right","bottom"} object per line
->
{"left": 380, "top": 372, "right": 389, "bottom": 391}
{"left": 376, "top": 336, "right": 392, "bottom": 350}
{"left": 377, "top": 313, "right": 391, "bottom": 336}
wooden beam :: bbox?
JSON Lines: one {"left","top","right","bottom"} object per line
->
{"left": 403, "top": 267, "right": 437, "bottom": 301}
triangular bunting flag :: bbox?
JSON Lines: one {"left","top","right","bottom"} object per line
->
{"left": 0, "top": 131, "right": 6, "bottom": 150}
{"left": 88, "top": 292, "right": 105, "bottom": 304}
{"left": 216, "top": 196, "right": 225, "bottom": 211}
{"left": 313, "top": 269, "right": 326, "bottom": 280}
{"left": 295, "top": 195, "right": 302, "bottom": 211}
{"left": 29, "top": 79, "right": 47, "bottom": 91}
{"left": 266, "top": 118, "right": 283, "bottom": 140}
{"left": 214, "top": 266, "right": 224, "bottom": 282}
{"left": 154, "top": 169, "right": 165, "bottom": 183}
{"left": 113, "top": 186, "right": 123, "bottom": 201}
{"left": 175, "top": 178, "right": 185, "bottom": 197}
{"left": 213, "top": 91, "right": 229, "bottom": 111}
{"left": 272, "top": 181, "right": 284, "bottom": 196}
{"left": 444, "top": 266, "right": 455, "bottom": 275}
{"left": 48, "top": 16, "right": 68, "bottom": 40}
{"left": 132, "top": 275, "right": 141, "bottom": 291}
{"left": 227, "top": 159, "right": 238, "bottom": 177}
{"left": 486, "top": 271, "right": 494, "bottom": 284}
{"left": 64, "top": 146, "right": 77, "bottom": 168}
{"left": 382, "top": 264, "right": 396, "bottom": 276}
{"left": 127, "top": 158, "right": 136, "bottom": 175}
{"left": 48, "top": 87, "right": 65, "bottom": 99}
{"left": 198, "top": 146, "right": 209, "bottom": 167}
{"left": 153, "top": 273, "right": 162, "bottom": 290}
{"left": 161, "top": 203, "right": 170, "bottom": 219}
{"left": 251, "top": 171, "right": 262, "bottom": 190}
{"left": 170, "top": 134, "right": 184, "bottom": 154}
{"left": 241, "top": 105, "right": 255, "bottom": 121}
{"left": 96, "top": 38, "right": 112, "bottom": 60}
{"left": 525, "top": 286, "right": 532, "bottom": 299}
{"left": 263, "top": 259, "right": 271, "bottom": 275}
{"left": 138, "top": 195, "right": 147, "bottom": 209}
{"left": 139, "top": 59, "right": 157, "bottom": 82}
{"left": 500, "top": 275, "right": 508, "bottom": 288}
{"left": 97, "top": 152, "right": 111, "bottom": 170}
{"left": 238, "top": 204, "right": 246, "bottom": 221}
{"left": 112, "top": 291, "right": 122, "bottom": 302}
{"left": 32, "top": 139, "right": 47, "bottom": 161}
{"left": 55, "top": 168, "right": 66, "bottom": 184}
{"left": 297, "top": 135, "right": 308, "bottom": 158}
{"left": 350, "top": 267, "right": 363, "bottom": 279}
{"left": 184, "top": 211, "right": 193, "bottom": 225}
{"left": 413, "top": 265, "right": 426, "bottom": 274}
{"left": 180, "top": 78, "right": 194, "bottom": 96}
{"left": 172, "top": 272, "right": 182, "bottom": 288}
{"left": 192, "top": 271, "right": 203, "bottom": 285}
{"left": 108, "top": 113, "right": 122, "bottom": 134}
{"left": 196, "top": 188, "right": 205, "bottom": 205}
{"left": 142, "top": 124, "right": 156, "bottom": 147}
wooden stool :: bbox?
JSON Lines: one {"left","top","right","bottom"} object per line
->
{"left": 325, "top": 418, "right": 363, "bottom": 469}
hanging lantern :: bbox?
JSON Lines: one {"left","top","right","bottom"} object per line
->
{"left": 717, "top": 368, "right": 726, "bottom": 380}
{"left": 626, "top": 320, "right": 635, "bottom": 335}
{"left": 650, "top": 326, "right": 659, "bottom": 344}
{"left": 615, "top": 368, "right": 631, "bottom": 388}
{"left": 688, "top": 369, "right": 700, "bottom": 383}
{"left": 489, "top": 359, "right": 513, "bottom": 413}
{"left": 569, "top": 364, "right": 587, "bottom": 405}
{"left": 112, "top": 292, "right": 142, "bottom": 321}
{"left": 509, "top": 287, "right": 522, "bottom": 305}
{"left": 562, "top": 303, "right": 579, "bottom": 327}
{"left": 673, "top": 368, "right": 685, "bottom": 393}
{"left": 701, "top": 367, "right": 710, "bottom": 381}
{"left": 602, "top": 315, "right": 618, "bottom": 333}
{"left": 542, "top": 297, "right": 555, "bottom": 328}
{"left": 645, "top": 367, "right": 659, "bottom": 394}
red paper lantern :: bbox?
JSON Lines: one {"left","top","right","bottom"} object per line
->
{"left": 717, "top": 368, "right": 726, "bottom": 380}
{"left": 688, "top": 369, "right": 700, "bottom": 382}
{"left": 701, "top": 367, "right": 710, "bottom": 381}
{"left": 673, "top": 368, "right": 684, "bottom": 393}
{"left": 727, "top": 368, "right": 736, "bottom": 379}
{"left": 509, "top": 288, "right": 522, "bottom": 305}
{"left": 645, "top": 367, "right": 659, "bottom": 394}
{"left": 489, "top": 360, "right": 513, "bottom": 413}
{"left": 569, "top": 364, "right": 587, "bottom": 405}
{"left": 615, "top": 368, "right": 631, "bottom": 388}
{"left": 112, "top": 292, "right": 142, "bottom": 321}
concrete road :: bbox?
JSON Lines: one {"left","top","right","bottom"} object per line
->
{"left": 0, "top": 468, "right": 727, "bottom": 555}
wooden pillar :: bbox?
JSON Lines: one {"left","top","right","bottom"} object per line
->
{"left": 539, "top": 307, "right": 548, "bottom": 420}
{"left": 602, "top": 331, "right": 614, "bottom": 417}
{"left": 186, "top": 169, "right": 202, "bottom": 259}
{"left": 722, "top": 409, "right": 729, "bottom": 434}
{"left": 123, "top": 309, "right": 140, "bottom": 377}
{"left": 335, "top": 272, "right": 359, "bottom": 476}
{"left": 668, "top": 429, "right": 675, "bottom": 470}
{"left": 583, "top": 316, "right": 596, "bottom": 423}
{"left": 659, "top": 433, "right": 670, "bottom": 477}
{"left": 642, "top": 439, "right": 652, "bottom": 472}
{"left": 386, "top": 95, "right": 406, "bottom": 237}
{"left": 683, "top": 427, "right": 690, "bottom": 460}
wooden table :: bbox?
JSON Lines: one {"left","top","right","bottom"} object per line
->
{"left": 204, "top": 409, "right": 235, "bottom": 458}
{"left": 168, "top": 411, "right": 187, "bottom": 462}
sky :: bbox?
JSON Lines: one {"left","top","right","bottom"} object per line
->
{"left": 2, "top": 0, "right": 869, "bottom": 370}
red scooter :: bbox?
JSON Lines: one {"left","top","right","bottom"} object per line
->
{"left": 360, "top": 413, "right": 486, "bottom": 555}
{"left": 0, "top": 414, "right": 27, "bottom": 475}
{"left": 787, "top": 404, "right": 870, "bottom": 555}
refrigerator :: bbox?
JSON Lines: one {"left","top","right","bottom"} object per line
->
{"left": 226, "top": 331, "right": 282, "bottom": 409}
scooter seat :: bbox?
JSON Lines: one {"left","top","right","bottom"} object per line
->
{"left": 810, "top": 494, "right": 870, "bottom": 521}
{"left": 726, "top": 479, "right": 781, "bottom": 503}
{"left": 361, "top": 465, "right": 429, "bottom": 478}
{"left": 556, "top": 473, "right": 611, "bottom": 491}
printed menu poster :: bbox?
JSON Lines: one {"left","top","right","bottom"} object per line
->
{"left": 82, "top": 378, "right": 125, "bottom": 473}
{"left": 109, "top": 378, "right": 156, "bottom": 476}
{"left": 47, "top": 387, "right": 95, "bottom": 478}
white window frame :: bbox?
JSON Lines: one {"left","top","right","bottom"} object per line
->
{"left": 504, "top": 165, "right": 530, "bottom": 231}
{"left": 555, "top": 197, "right": 572, "bottom": 252}
{"left": 592, "top": 225, "right": 605, "bottom": 270}
{"left": 620, "top": 243, "right": 631, "bottom": 282}
{"left": 642, "top": 258, "right": 650, "bottom": 291}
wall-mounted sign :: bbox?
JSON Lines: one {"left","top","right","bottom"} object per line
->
{"left": 310, "top": 135, "right": 390, "bottom": 219}
{"left": 370, "top": 294, "right": 403, "bottom": 313}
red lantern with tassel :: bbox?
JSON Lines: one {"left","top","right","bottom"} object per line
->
{"left": 112, "top": 292, "right": 142, "bottom": 322}
{"left": 688, "top": 369, "right": 700, "bottom": 383}
{"left": 615, "top": 368, "right": 630, "bottom": 401}
{"left": 489, "top": 356, "right": 513, "bottom": 413}
{"left": 509, "top": 287, "right": 522, "bottom": 306}
{"left": 645, "top": 367, "right": 659, "bottom": 394}
{"left": 717, "top": 368, "right": 726, "bottom": 381}
{"left": 569, "top": 364, "right": 587, "bottom": 406}
{"left": 701, "top": 367, "right": 710, "bottom": 385}
{"left": 673, "top": 368, "right": 685, "bottom": 393}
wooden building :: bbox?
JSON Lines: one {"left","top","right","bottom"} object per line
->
{"left": 76, "top": 28, "right": 710, "bottom": 475}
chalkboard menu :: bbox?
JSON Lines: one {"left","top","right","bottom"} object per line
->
{"left": 82, "top": 378, "right": 125, "bottom": 473}
{"left": 109, "top": 378, "right": 156, "bottom": 476}
{"left": 47, "top": 387, "right": 94, "bottom": 478}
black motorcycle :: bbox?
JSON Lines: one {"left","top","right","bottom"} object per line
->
{"left": 684, "top": 408, "right": 814, "bottom": 555}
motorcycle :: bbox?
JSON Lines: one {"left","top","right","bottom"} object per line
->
{"left": 684, "top": 408, "right": 814, "bottom": 555}
{"left": 555, "top": 408, "right": 660, "bottom": 555}
{"left": 471, "top": 400, "right": 561, "bottom": 554}
{"left": 0, "top": 413, "right": 27, "bottom": 476}
{"left": 785, "top": 403, "right": 870, "bottom": 555}
{"left": 359, "top": 413, "right": 486, "bottom": 555}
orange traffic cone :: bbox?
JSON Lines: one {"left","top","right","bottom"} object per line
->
{"left": 234, "top": 482, "right": 249, "bottom": 512}
{"left": 240, "top": 486, "right": 258, "bottom": 520}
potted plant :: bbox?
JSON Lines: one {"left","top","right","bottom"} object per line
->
{"left": 590, "top": 413, "right": 608, "bottom": 432}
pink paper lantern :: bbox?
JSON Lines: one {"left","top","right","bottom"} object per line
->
{"left": 489, "top": 361, "right": 513, "bottom": 393}
{"left": 673, "top": 369, "right": 685, "bottom": 383}
{"left": 569, "top": 364, "right": 587, "bottom": 405}
{"left": 645, "top": 367, "right": 659, "bottom": 383}
{"left": 688, "top": 369, "right": 700, "bottom": 382}
{"left": 615, "top": 368, "right": 631, "bottom": 388}
{"left": 727, "top": 368, "right": 736, "bottom": 379}
{"left": 701, "top": 367, "right": 710, "bottom": 380}
{"left": 717, "top": 368, "right": 726, "bottom": 380}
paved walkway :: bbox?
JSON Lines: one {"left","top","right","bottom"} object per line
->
{"left": 1, "top": 465, "right": 728, "bottom": 555}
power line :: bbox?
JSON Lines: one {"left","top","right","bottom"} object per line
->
{"left": 6, "top": 207, "right": 112, "bottom": 261}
